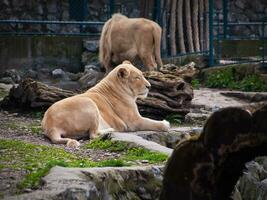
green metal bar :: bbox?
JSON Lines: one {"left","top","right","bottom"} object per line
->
{"left": 109, "top": 0, "right": 114, "bottom": 18}
{"left": 153, "top": 0, "right": 161, "bottom": 23}
{"left": 209, "top": 0, "right": 214, "bottom": 66}
{"left": 262, "top": 19, "right": 266, "bottom": 67}
{"left": 216, "top": 12, "right": 222, "bottom": 61}
{"left": 0, "top": 19, "right": 104, "bottom": 25}
{"left": 223, "top": 0, "right": 228, "bottom": 38}
{"left": 0, "top": 31, "right": 101, "bottom": 37}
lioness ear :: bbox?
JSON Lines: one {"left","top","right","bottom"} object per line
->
{"left": 117, "top": 67, "right": 129, "bottom": 79}
{"left": 122, "top": 60, "right": 132, "bottom": 65}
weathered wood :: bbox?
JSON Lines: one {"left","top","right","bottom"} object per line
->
{"left": 169, "top": 0, "right": 177, "bottom": 56}
{"left": 138, "top": 68, "right": 194, "bottom": 118}
{"left": 192, "top": 0, "right": 200, "bottom": 52}
{"left": 199, "top": 0, "right": 204, "bottom": 51}
{"left": 1, "top": 64, "right": 195, "bottom": 119}
{"left": 177, "top": 0, "right": 186, "bottom": 54}
{"left": 160, "top": 106, "right": 267, "bottom": 200}
{"left": 159, "top": 62, "right": 199, "bottom": 82}
{"left": 185, "top": 0, "right": 194, "bottom": 52}
{"left": 1, "top": 78, "right": 75, "bottom": 109}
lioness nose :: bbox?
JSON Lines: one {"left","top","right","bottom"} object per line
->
{"left": 146, "top": 84, "right": 151, "bottom": 89}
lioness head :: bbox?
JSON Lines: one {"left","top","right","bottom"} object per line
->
{"left": 116, "top": 60, "right": 151, "bottom": 99}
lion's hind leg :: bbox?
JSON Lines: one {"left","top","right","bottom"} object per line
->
{"left": 46, "top": 129, "right": 80, "bottom": 148}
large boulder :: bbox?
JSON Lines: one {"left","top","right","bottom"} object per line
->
{"left": 6, "top": 166, "right": 164, "bottom": 200}
{"left": 160, "top": 106, "right": 267, "bottom": 200}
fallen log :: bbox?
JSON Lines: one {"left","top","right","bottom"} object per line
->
{"left": 160, "top": 105, "right": 267, "bottom": 200}
{"left": 0, "top": 78, "right": 75, "bottom": 109}
{"left": 138, "top": 68, "right": 194, "bottom": 118}
{"left": 1, "top": 63, "right": 195, "bottom": 118}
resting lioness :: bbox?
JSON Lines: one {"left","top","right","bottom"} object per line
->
{"left": 42, "top": 61, "right": 170, "bottom": 148}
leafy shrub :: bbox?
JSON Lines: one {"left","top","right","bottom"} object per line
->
{"left": 191, "top": 78, "right": 201, "bottom": 89}
{"left": 205, "top": 68, "right": 267, "bottom": 92}
{"left": 166, "top": 114, "right": 182, "bottom": 125}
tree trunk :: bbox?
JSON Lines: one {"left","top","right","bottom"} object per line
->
{"left": 192, "top": 0, "right": 200, "bottom": 52}
{"left": 204, "top": 0, "right": 209, "bottom": 51}
{"left": 177, "top": 0, "right": 186, "bottom": 54}
{"left": 199, "top": 0, "right": 204, "bottom": 51}
{"left": 169, "top": 0, "right": 177, "bottom": 56}
{"left": 185, "top": 0, "right": 194, "bottom": 52}
{"left": 162, "top": 0, "right": 170, "bottom": 54}
{"left": 165, "top": 0, "right": 172, "bottom": 54}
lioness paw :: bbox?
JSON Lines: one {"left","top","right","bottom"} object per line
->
{"left": 162, "top": 120, "right": 170, "bottom": 131}
{"left": 66, "top": 139, "right": 80, "bottom": 148}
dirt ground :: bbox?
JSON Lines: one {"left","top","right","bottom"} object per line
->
{"left": 0, "top": 110, "right": 124, "bottom": 197}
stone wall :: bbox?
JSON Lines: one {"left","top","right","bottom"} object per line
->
{"left": 0, "top": 36, "right": 83, "bottom": 72}
{"left": 215, "top": 0, "right": 267, "bottom": 37}
{"left": 0, "top": 0, "right": 152, "bottom": 34}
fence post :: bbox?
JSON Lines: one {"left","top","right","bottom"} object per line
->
{"left": 262, "top": 17, "right": 266, "bottom": 68}
{"left": 223, "top": 0, "right": 228, "bottom": 39}
{"left": 109, "top": 0, "right": 114, "bottom": 18}
{"left": 209, "top": 0, "right": 214, "bottom": 66}
{"left": 153, "top": 0, "right": 161, "bottom": 24}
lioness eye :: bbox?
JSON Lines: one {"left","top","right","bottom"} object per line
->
{"left": 135, "top": 77, "right": 141, "bottom": 80}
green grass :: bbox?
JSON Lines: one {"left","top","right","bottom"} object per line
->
{"left": 0, "top": 138, "right": 167, "bottom": 193}
{"left": 125, "top": 148, "right": 167, "bottom": 163}
{"left": 29, "top": 125, "right": 42, "bottom": 134}
{"left": 4, "top": 121, "right": 42, "bottom": 134}
{"left": 85, "top": 139, "right": 129, "bottom": 152}
{"left": 85, "top": 138, "right": 168, "bottom": 164}
{"left": 205, "top": 68, "right": 267, "bottom": 92}
{"left": 32, "top": 111, "right": 44, "bottom": 119}
{"left": 0, "top": 89, "right": 8, "bottom": 99}
{"left": 0, "top": 139, "right": 128, "bottom": 192}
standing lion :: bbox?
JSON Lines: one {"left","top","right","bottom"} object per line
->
{"left": 99, "top": 13, "right": 163, "bottom": 72}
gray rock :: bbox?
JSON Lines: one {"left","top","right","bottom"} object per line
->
{"left": 81, "top": 52, "right": 98, "bottom": 65}
{"left": 84, "top": 65, "right": 99, "bottom": 72}
{"left": 234, "top": 157, "right": 267, "bottom": 200}
{"left": 103, "top": 132, "right": 173, "bottom": 155}
{"left": 78, "top": 69, "right": 104, "bottom": 89}
{"left": 130, "top": 128, "right": 199, "bottom": 148}
{"left": 0, "top": 77, "right": 14, "bottom": 84}
{"left": 1, "top": 69, "right": 21, "bottom": 83}
{"left": 24, "top": 69, "right": 38, "bottom": 79}
{"left": 0, "top": 83, "right": 13, "bottom": 91}
{"left": 83, "top": 40, "right": 99, "bottom": 53}
{"left": 185, "top": 112, "right": 210, "bottom": 125}
{"left": 51, "top": 68, "right": 65, "bottom": 78}
{"left": 66, "top": 72, "right": 83, "bottom": 81}
{"left": 6, "top": 166, "right": 164, "bottom": 200}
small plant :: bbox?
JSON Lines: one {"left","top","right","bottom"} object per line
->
{"left": 86, "top": 139, "right": 168, "bottom": 164}
{"left": 29, "top": 125, "right": 42, "bottom": 134}
{"left": 0, "top": 89, "right": 8, "bottom": 99}
{"left": 86, "top": 138, "right": 128, "bottom": 152}
{"left": 237, "top": 75, "right": 267, "bottom": 92}
{"left": 33, "top": 111, "right": 44, "bottom": 119}
{"left": 191, "top": 78, "right": 201, "bottom": 89}
{"left": 166, "top": 114, "right": 182, "bottom": 125}
{"left": 205, "top": 68, "right": 235, "bottom": 88}
{"left": 125, "top": 147, "right": 167, "bottom": 163}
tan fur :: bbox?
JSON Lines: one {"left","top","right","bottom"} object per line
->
{"left": 42, "top": 61, "right": 170, "bottom": 148}
{"left": 99, "top": 13, "right": 163, "bottom": 72}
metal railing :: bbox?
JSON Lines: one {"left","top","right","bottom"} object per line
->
{"left": 0, "top": 19, "right": 104, "bottom": 36}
